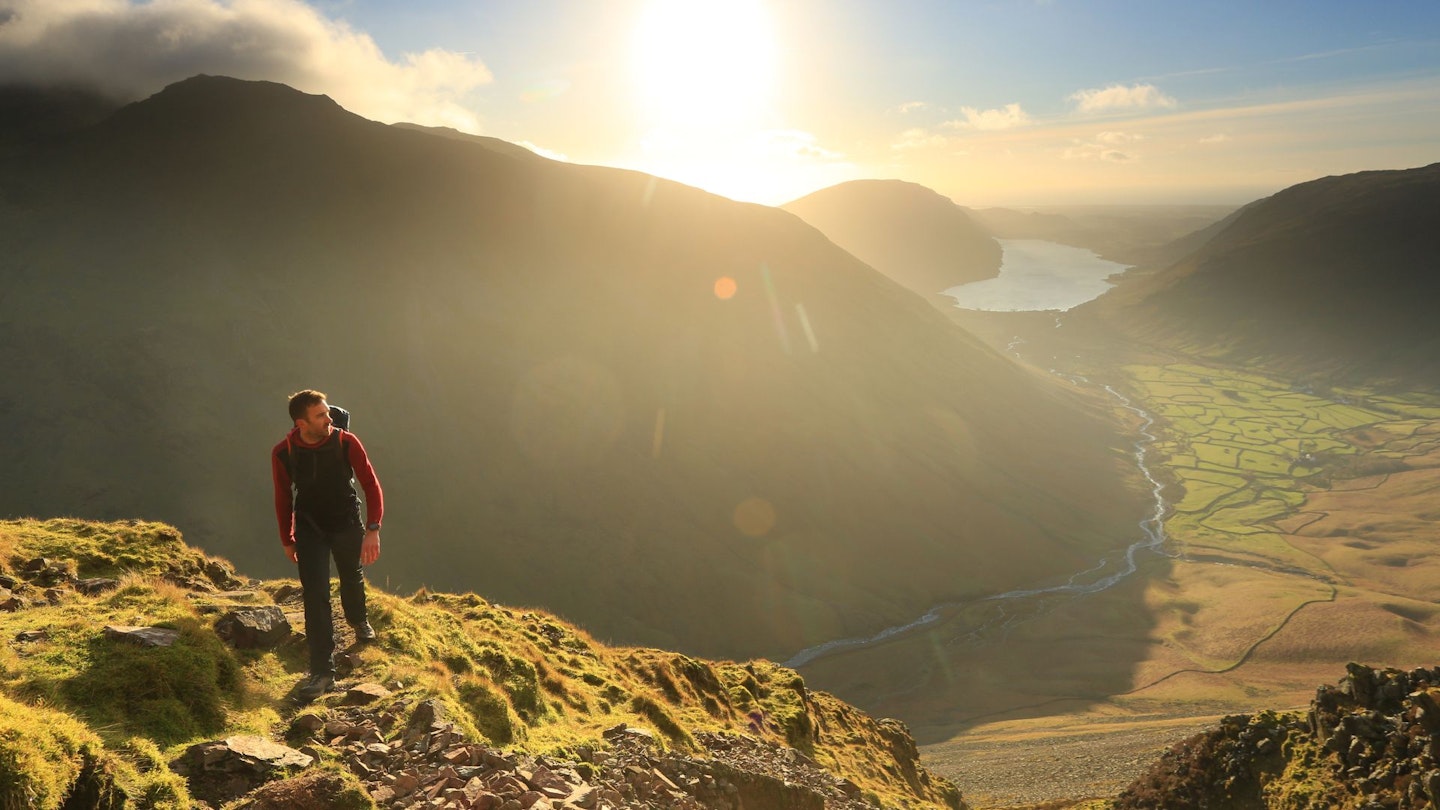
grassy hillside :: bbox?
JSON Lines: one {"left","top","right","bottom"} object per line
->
{"left": 0, "top": 75, "right": 1147, "bottom": 665}
{"left": 0, "top": 518, "right": 962, "bottom": 809}
{"left": 1076, "top": 164, "right": 1440, "bottom": 387}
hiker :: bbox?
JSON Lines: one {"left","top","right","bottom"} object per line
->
{"left": 271, "top": 389, "right": 384, "bottom": 701}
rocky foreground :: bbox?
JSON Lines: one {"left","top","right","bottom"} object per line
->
{"left": 1113, "top": 663, "right": 1440, "bottom": 809}
{"left": 0, "top": 519, "right": 963, "bottom": 810}
{"left": 184, "top": 691, "right": 894, "bottom": 810}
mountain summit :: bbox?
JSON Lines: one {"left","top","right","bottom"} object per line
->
{"left": 782, "top": 180, "right": 1002, "bottom": 301}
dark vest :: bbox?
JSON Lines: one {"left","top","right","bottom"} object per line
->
{"left": 284, "top": 430, "right": 360, "bottom": 532}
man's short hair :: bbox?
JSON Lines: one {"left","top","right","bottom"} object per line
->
{"left": 288, "top": 389, "right": 328, "bottom": 423}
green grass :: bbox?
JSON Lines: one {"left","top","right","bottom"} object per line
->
{"left": 0, "top": 518, "right": 961, "bottom": 810}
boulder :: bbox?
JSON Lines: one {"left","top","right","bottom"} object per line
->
{"left": 343, "top": 682, "right": 393, "bottom": 705}
{"left": 75, "top": 577, "right": 120, "bottom": 596}
{"left": 214, "top": 606, "right": 291, "bottom": 649}
{"left": 103, "top": 625, "right": 180, "bottom": 647}
{"left": 176, "top": 736, "right": 313, "bottom": 808}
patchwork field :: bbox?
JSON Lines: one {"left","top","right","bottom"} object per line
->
{"left": 798, "top": 360, "right": 1440, "bottom": 806}
{"left": 1112, "top": 364, "right": 1440, "bottom": 700}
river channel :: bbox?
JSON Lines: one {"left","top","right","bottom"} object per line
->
{"left": 785, "top": 340, "right": 1172, "bottom": 668}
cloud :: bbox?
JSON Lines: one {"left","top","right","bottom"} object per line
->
{"left": 1069, "top": 83, "right": 1177, "bottom": 113}
{"left": 1199, "top": 133, "right": 1232, "bottom": 144}
{"left": 945, "top": 102, "right": 1031, "bottom": 131}
{"left": 1096, "top": 130, "right": 1143, "bottom": 145}
{"left": 518, "top": 141, "right": 570, "bottom": 162}
{"left": 1062, "top": 139, "right": 1135, "bottom": 163}
{"left": 891, "top": 127, "right": 949, "bottom": 151}
{"left": 893, "top": 100, "right": 930, "bottom": 115}
{"left": 755, "top": 129, "right": 845, "bottom": 161}
{"left": 0, "top": 0, "right": 492, "bottom": 130}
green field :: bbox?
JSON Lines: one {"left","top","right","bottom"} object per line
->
{"left": 1126, "top": 363, "right": 1440, "bottom": 572}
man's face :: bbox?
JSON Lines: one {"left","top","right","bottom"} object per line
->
{"left": 297, "top": 401, "right": 333, "bottom": 439}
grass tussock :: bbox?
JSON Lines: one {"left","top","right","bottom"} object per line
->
{"left": 0, "top": 518, "right": 959, "bottom": 809}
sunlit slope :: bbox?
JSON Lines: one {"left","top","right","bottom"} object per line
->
{"left": 0, "top": 518, "right": 963, "bottom": 809}
{"left": 782, "top": 179, "right": 1001, "bottom": 300}
{"left": 1082, "top": 163, "right": 1440, "bottom": 385}
{"left": 0, "top": 75, "right": 1145, "bottom": 662}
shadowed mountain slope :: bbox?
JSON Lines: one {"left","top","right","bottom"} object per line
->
{"left": 1080, "top": 164, "right": 1440, "bottom": 385}
{"left": 782, "top": 180, "right": 1001, "bottom": 301}
{"left": 0, "top": 76, "right": 1146, "bottom": 662}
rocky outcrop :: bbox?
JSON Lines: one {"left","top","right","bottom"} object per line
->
{"left": 172, "top": 736, "right": 315, "bottom": 807}
{"left": 254, "top": 694, "right": 964, "bottom": 810}
{"left": 1116, "top": 663, "right": 1440, "bottom": 810}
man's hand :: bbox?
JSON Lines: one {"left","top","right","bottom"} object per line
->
{"left": 284, "top": 542, "right": 298, "bottom": 563}
{"left": 361, "top": 530, "right": 381, "bottom": 566}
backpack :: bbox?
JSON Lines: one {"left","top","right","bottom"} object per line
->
{"left": 284, "top": 405, "right": 353, "bottom": 485}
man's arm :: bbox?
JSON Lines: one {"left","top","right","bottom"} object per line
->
{"left": 346, "top": 433, "right": 383, "bottom": 566}
{"left": 270, "top": 445, "right": 297, "bottom": 562}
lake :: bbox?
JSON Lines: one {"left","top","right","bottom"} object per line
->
{"left": 942, "top": 239, "right": 1130, "bottom": 312}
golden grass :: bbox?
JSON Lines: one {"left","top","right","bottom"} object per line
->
{"left": 0, "top": 518, "right": 961, "bottom": 810}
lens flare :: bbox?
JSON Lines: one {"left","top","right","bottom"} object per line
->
{"left": 733, "top": 497, "right": 777, "bottom": 538}
{"left": 714, "top": 276, "right": 737, "bottom": 300}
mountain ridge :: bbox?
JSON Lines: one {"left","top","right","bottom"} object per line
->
{"left": 1076, "top": 162, "right": 1440, "bottom": 385}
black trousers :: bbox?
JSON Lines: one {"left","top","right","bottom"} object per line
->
{"left": 294, "top": 518, "right": 367, "bottom": 676}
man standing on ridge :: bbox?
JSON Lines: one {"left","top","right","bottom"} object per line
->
{"left": 271, "top": 389, "right": 384, "bottom": 702}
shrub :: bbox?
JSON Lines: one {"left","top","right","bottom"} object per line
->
{"left": 456, "top": 677, "right": 517, "bottom": 745}
{"left": 66, "top": 618, "right": 241, "bottom": 745}
{"left": 0, "top": 694, "right": 124, "bottom": 810}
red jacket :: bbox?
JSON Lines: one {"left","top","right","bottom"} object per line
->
{"left": 271, "top": 427, "right": 383, "bottom": 546}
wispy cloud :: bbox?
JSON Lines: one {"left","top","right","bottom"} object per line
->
{"left": 891, "top": 127, "right": 949, "bottom": 150}
{"left": 1199, "top": 133, "right": 1232, "bottom": 144}
{"left": 1096, "top": 130, "right": 1144, "bottom": 145}
{"left": 945, "top": 102, "right": 1031, "bottom": 131}
{"left": 893, "top": 100, "right": 930, "bottom": 115}
{"left": 0, "top": 0, "right": 493, "bottom": 130}
{"left": 1062, "top": 140, "right": 1135, "bottom": 162}
{"left": 518, "top": 141, "right": 570, "bottom": 161}
{"left": 757, "top": 129, "right": 846, "bottom": 161}
{"left": 1070, "top": 83, "right": 1177, "bottom": 113}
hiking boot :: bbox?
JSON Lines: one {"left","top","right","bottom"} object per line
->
{"left": 297, "top": 673, "right": 334, "bottom": 702}
{"left": 353, "top": 621, "right": 377, "bottom": 643}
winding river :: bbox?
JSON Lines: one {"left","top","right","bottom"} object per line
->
{"left": 784, "top": 344, "right": 1172, "bottom": 669}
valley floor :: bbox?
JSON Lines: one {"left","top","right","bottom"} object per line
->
{"left": 797, "top": 306, "right": 1440, "bottom": 807}
{"left": 920, "top": 712, "right": 1220, "bottom": 808}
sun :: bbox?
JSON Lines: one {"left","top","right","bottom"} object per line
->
{"left": 630, "top": 0, "right": 777, "bottom": 130}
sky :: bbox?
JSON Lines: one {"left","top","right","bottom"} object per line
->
{"left": 2, "top": 0, "right": 1438, "bottom": 207}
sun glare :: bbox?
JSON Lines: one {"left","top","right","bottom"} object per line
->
{"left": 630, "top": 0, "right": 777, "bottom": 130}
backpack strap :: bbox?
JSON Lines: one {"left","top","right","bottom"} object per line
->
{"left": 283, "top": 428, "right": 351, "bottom": 485}
{"left": 333, "top": 428, "right": 354, "bottom": 479}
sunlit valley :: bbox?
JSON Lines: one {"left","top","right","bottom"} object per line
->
{"left": 2, "top": 2, "right": 1439, "bottom": 807}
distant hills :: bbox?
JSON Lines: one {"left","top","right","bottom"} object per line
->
{"left": 0, "top": 76, "right": 1145, "bottom": 663}
{"left": 1079, "top": 163, "right": 1440, "bottom": 385}
{"left": 781, "top": 180, "right": 1001, "bottom": 302}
